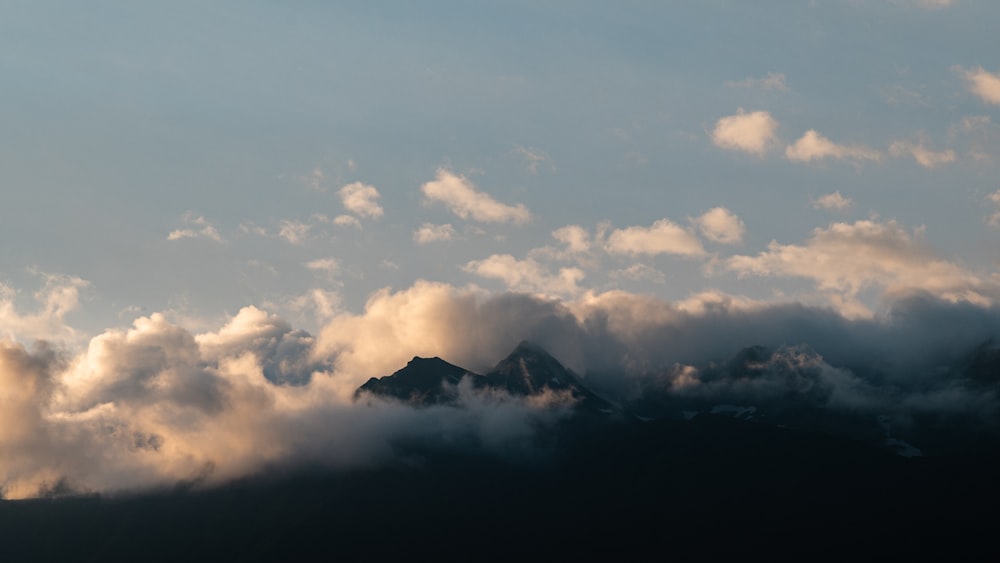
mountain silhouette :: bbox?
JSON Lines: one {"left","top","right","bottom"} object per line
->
{"left": 355, "top": 340, "right": 614, "bottom": 413}
{"left": 355, "top": 356, "right": 483, "bottom": 405}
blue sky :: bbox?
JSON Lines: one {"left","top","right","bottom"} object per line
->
{"left": 3, "top": 0, "right": 1000, "bottom": 339}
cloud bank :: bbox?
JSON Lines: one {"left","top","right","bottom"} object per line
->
{"left": 3, "top": 271, "right": 1000, "bottom": 499}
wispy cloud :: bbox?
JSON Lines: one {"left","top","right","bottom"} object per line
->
{"left": 606, "top": 219, "right": 705, "bottom": 257}
{"left": 278, "top": 220, "right": 311, "bottom": 244}
{"left": 421, "top": 169, "right": 531, "bottom": 224}
{"left": 0, "top": 272, "right": 88, "bottom": 343}
{"left": 889, "top": 138, "right": 956, "bottom": 168}
{"left": 986, "top": 190, "right": 1000, "bottom": 226}
{"left": 785, "top": 130, "right": 881, "bottom": 163}
{"left": 413, "top": 223, "right": 456, "bottom": 244}
{"left": 463, "top": 254, "right": 585, "bottom": 296}
{"left": 512, "top": 145, "right": 554, "bottom": 174}
{"left": 167, "top": 213, "right": 223, "bottom": 242}
{"left": 959, "top": 66, "right": 1000, "bottom": 105}
{"left": 725, "top": 72, "right": 788, "bottom": 92}
{"left": 338, "top": 182, "right": 384, "bottom": 219}
{"left": 812, "top": 192, "right": 853, "bottom": 211}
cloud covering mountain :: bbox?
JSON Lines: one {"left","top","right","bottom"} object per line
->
{"left": 3, "top": 278, "right": 1000, "bottom": 498}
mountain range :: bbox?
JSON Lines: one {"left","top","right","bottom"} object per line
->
{"left": 355, "top": 340, "right": 613, "bottom": 413}
{"left": 353, "top": 340, "right": 1000, "bottom": 458}
{"left": 3, "top": 341, "right": 1000, "bottom": 560}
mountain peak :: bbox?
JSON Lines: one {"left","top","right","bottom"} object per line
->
{"left": 355, "top": 355, "right": 481, "bottom": 405}
{"left": 488, "top": 341, "right": 574, "bottom": 395}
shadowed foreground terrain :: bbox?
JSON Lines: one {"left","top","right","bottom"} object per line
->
{"left": 2, "top": 414, "right": 998, "bottom": 562}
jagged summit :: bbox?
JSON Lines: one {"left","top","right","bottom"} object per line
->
{"left": 355, "top": 355, "right": 483, "bottom": 405}
{"left": 487, "top": 340, "right": 576, "bottom": 395}
{"left": 354, "top": 341, "right": 615, "bottom": 414}
{"left": 354, "top": 340, "right": 615, "bottom": 413}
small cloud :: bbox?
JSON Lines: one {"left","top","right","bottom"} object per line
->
{"left": 463, "top": 254, "right": 584, "bottom": 296}
{"left": 239, "top": 222, "right": 269, "bottom": 237}
{"left": 606, "top": 219, "right": 705, "bottom": 257}
{"left": 413, "top": 223, "right": 456, "bottom": 244}
{"left": 813, "top": 192, "right": 853, "bottom": 211}
{"left": 513, "top": 145, "right": 555, "bottom": 174}
{"left": 278, "top": 220, "right": 311, "bottom": 244}
{"left": 167, "top": 213, "right": 223, "bottom": 242}
{"left": 986, "top": 190, "right": 1000, "bottom": 226}
{"left": 959, "top": 66, "right": 1000, "bottom": 106}
{"left": 338, "top": 182, "right": 383, "bottom": 219}
{"left": 785, "top": 130, "right": 881, "bottom": 163}
{"left": 879, "top": 84, "right": 930, "bottom": 107}
{"left": 889, "top": 139, "right": 956, "bottom": 168}
{"left": 693, "top": 207, "right": 745, "bottom": 244}
{"left": 711, "top": 109, "right": 779, "bottom": 156}
{"left": 725, "top": 72, "right": 788, "bottom": 92}
{"left": 300, "top": 167, "right": 327, "bottom": 192}
{"left": 305, "top": 258, "right": 339, "bottom": 274}
{"left": 333, "top": 215, "right": 361, "bottom": 228}
{"left": 421, "top": 169, "right": 531, "bottom": 224}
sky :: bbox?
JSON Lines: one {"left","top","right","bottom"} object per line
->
{"left": 3, "top": 0, "right": 1000, "bottom": 498}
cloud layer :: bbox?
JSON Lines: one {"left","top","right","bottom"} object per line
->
{"left": 4, "top": 270, "right": 1000, "bottom": 498}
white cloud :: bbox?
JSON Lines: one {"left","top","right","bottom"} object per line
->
{"left": 284, "top": 289, "right": 343, "bottom": 324}
{"left": 785, "top": 130, "right": 881, "bottom": 163}
{"left": 413, "top": 223, "right": 456, "bottom": 244}
{"left": 305, "top": 258, "right": 339, "bottom": 274}
{"left": 0, "top": 273, "right": 88, "bottom": 343}
{"left": 889, "top": 139, "right": 956, "bottom": 168}
{"left": 463, "top": 254, "right": 585, "bottom": 296}
{"left": 551, "top": 225, "right": 591, "bottom": 254}
{"left": 167, "top": 213, "right": 223, "bottom": 242}
{"left": 421, "top": 169, "right": 531, "bottom": 224}
{"left": 725, "top": 72, "right": 788, "bottom": 92}
{"left": 986, "top": 190, "right": 1000, "bottom": 227}
{"left": 711, "top": 109, "right": 779, "bottom": 156}
{"left": 333, "top": 215, "right": 361, "bottom": 228}
{"left": 278, "top": 220, "right": 311, "bottom": 244}
{"left": 338, "top": 182, "right": 384, "bottom": 219}
{"left": 693, "top": 207, "right": 745, "bottom": 244}
{"left": 813, "top": 192, "right": 853, "bottom": 210}
{"left": 725, "top": 219, "right": 993, "bottom": 315}
{"left": 605, "top": 219, "right": 705, "bottom": 257}
{"left": 960, "top": 67, "right": 1000, "bottom": 106}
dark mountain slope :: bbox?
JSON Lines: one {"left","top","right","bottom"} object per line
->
{"left": 354, "top": 356, "right": 483, "bottom": 405}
